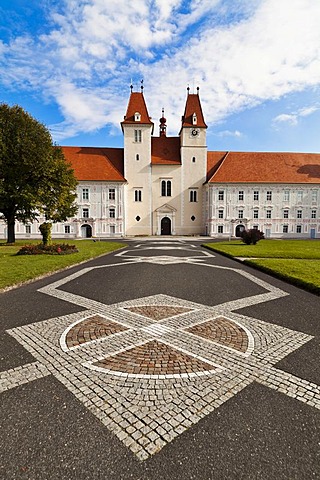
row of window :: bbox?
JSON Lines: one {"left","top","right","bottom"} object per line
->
{"left": 82, "top": 208, "right": 115, "bottom": 218}
{"left": 82, "top": 188, "right": 116, "bottom": 201}
{"left": 216, "top": 225, "right": 311, "bottom": 234}
{"left": 216, "top": 208, "right": 317, "bottom": 220}
{"left": 134, "top": 183, "right": 198, "bottom": 201}
{"left": 217, "top": 190, "right": 318, "bottom": 202}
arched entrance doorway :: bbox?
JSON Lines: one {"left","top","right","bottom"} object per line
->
{"left": 81, "top": 224, "right": 92, "bottom": 238}
{"left": 161, "top": 217, "right": 171, "bottom": 235}
{"left": 235, "top": 224, "right": 245, "bottom": 237}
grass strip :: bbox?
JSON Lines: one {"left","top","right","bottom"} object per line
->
{"left": 203, "top": 239, "right": 320, "bottom": 259}
{"left": 0, "top": 240, "right": 125, "bottom": 290}
{"left": 203, "top": 240, "right": 320, "bottom": 295}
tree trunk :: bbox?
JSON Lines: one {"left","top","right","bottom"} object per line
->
{"left": 7, "top": 215, "right": 15, "bottom": 244}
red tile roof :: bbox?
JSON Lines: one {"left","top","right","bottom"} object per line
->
{"left": 207, "top": 151, "right": 320, "bottom": 184}
{"left": 61, "top": 146, "right": 125, "bottom": 182}
{"left": 206, "top": 151, "right": 228, "bottom": 182}
{"left": 151, "top": 137, "right": 181, "bottom": 165}
{"left": 181, "top": 93, "right": 207, "bottom": 128}
{"left": 121, "top": 91, "right": 153, "bottom": 127}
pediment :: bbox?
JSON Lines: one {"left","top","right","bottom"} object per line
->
{"left": 155, "top": 203, "right": 177, "bottom": 213}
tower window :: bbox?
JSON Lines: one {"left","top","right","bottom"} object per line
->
{"left": 82, "top": 208, "right": 89, "bottom": 218}
{"left": 134, "top": 112, "right": 141, "bottom": 122}
{"left": 192, "top": 157, "right": 196, "bottom": 163}
{"left": 161, "top": 180, "right": 172, "bottom": 197}
{"left": 192, "top": 113, "right": 197, "bottom": 125}
{"left": 109, "top": 188, "right": 115, "bottom": 200}
{"left": 134, "top": 189, "right": 142, "bottom": 202}
{"left": 134, "top": 129, "right": 142, "bottom": 143}
{"left": 190, "top": 190, "right": 197, "bottom": 202}
{"left": 136, "top": 154, "right": 140, "bottom": 161}
{"left": 109, "top": 208, "right": 115, "bottom": 218}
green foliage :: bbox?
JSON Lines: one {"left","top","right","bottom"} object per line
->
{"left": 241, "top": 229, "right": 264, "bottom": 245}
{"left": 0, "top": 103, "right": 78, "bottom": 243}
{"left": 39, "top": 222, "right": 52, "bottom": 246}
{"left": 17, "top": 243, "right": 78, "bottom": 255}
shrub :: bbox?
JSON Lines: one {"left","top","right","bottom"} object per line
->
{"left": 241, "top": 229, "right": 265, "bottom": 245}
{"left": 17, "top": 243, "right": 78, "bottom": 255}
{"left": 39, "top": 222, "right": 52, "bottom": 246}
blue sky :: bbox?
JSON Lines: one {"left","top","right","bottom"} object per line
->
{"left": 1, "top": 0, "right": 320, "bottom": 153}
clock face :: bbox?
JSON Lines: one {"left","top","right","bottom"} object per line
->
{"left": 191, "top": 128, "right": 199, "bottom": 137}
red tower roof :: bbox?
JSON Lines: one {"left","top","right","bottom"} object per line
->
{"left": 121, "top": 91, "right": 153, "bottom": 130}
{"left": 181, "top": 90, "right": 207, "bottom": 129}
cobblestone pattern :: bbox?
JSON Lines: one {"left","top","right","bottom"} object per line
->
{"left": 186, "top": 317, "right": 249, "bottom": 353}
{"left": 2, "top": 249, "right": 319, "bottom": 461}
{"left": 64, "top": 315, "right": 128, "bottom": 350}
{"left": 0, "top": 362, "right": 50, "bottom": 393}
{"left": 5, "top": 292, "right": 319, "bottom": 461}
{"left": 93, "top": 340, "right": 218, "bottom": 377}
{"left": 123, "top": 306, "right": 194, "bottom": 321}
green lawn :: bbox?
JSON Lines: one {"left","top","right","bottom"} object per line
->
{"left": 0, "top": 240, "right": 125, "bottom": 290}
{"left": 204, "top": 239, "right": 320, "bottom": 294}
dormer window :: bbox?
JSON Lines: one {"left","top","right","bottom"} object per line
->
{"left": 134, "top": 112, "right": 141, "bottom": 122}
{"left": 192, "top": 112, "right": 197, "bottom": 125}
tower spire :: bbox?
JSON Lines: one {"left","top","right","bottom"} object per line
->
{"left": 159, "top": 108, "right": 167, "bottom": 137}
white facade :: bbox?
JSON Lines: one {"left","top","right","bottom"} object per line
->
{"left": 1, "top": 89, "right": 319, "bottom": 240}
{"left": 206, "top": 184, "right": 320, "bottom": 239}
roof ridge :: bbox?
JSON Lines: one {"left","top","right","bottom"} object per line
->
{"left": 207, "top": 151, "right": 229, "bottom": 182}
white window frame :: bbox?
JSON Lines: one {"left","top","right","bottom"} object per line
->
{"left": 190, "top": 190, "right": 197, "bottom": 202}
{"left": 134, "top": 189, "right": 142, "bottom": 202}
{"left": 161, "top": 180, "right": 172, "bottom": 197}
{"left": 109, "top": 188, "right": 115, "bottom": 201}
{"left": 134, "top": 129, "right": 142, "bottom": 143}
{"left": 82, "top": 188, "right": 89, "bottom": 201}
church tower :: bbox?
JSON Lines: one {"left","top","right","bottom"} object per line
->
{"left": 179, "top": 87, "right": 208, "bottom": 235}
{"left": 121, "top": 85, "right": 154, "bottom": 235}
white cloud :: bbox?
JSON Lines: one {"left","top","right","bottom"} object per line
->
{"left": 216, "top": 130, "right": 242, "bottom": 138}
{"left": 1, "top": 0, "right": 320, "bottom": 141}
{"left": 273, "top": 114, "right": 298, "bottom": 127}
{"left": 273, "top": 105, "right": 319, "bottom": 128}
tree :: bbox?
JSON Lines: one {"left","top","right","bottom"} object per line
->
{"left": 0, "top": 104, "right": 78, "bottom": 243}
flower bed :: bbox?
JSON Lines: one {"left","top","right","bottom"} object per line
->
{"left": 17, "top": 243, "right": 78, "bottom": 255}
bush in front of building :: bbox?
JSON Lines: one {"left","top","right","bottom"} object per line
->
{"left": 17, "top": 243, "right": 78, "bottom": 255}
{"left": 241, "top": 229, "right": 265, "bottom": 245}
